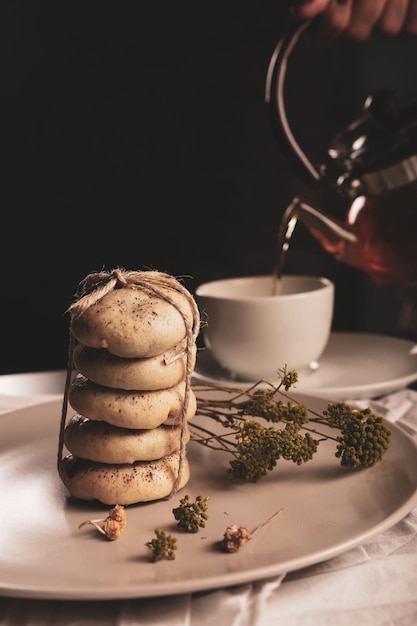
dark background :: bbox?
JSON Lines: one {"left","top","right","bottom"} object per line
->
{"left": 1, "top": 0, "right": 417, "bottom": 374}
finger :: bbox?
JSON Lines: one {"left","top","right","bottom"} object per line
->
{"left": 378, "top": 0, "right": 409, "bottom": 35}
{"left": 347, "top": 0, "right": 388, "bottom": 40}
{"left": 310, "top": 0, "right": 353, "bottom": 46}
{"left": 404, "top": 0, "right": 417, "bottom": 35}
{"left": 322, "top": 0, "right": 353, "bottom": 34}
{"left": 292, "top": 0, "right": 332, "bottom": 19}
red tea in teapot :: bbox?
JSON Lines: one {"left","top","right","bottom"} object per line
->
{"left": 273, "top": 184, "right": 417, "bottom": 290}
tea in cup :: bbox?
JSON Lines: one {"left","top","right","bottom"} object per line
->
{"left": 195, "top": 275, "right": 334, "bottom": 381}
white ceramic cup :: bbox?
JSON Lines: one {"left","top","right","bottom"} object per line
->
{"left": 195, "top": 274, "right": 334, "bottom": 381}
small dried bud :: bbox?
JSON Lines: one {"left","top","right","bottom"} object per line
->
{"left": 79, "top": 504, "right": 127, "bottom": 541}
{"left": 220, "top": 509, "right": 283, "bottom": 554}
{"left": 221, "top": 524, "right": 251, "bottom": 552}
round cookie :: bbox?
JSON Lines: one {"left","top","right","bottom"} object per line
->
{"left": 70, "top": 286, "right": 195, "bottom": 358}
{"left": 64, "top": 415, "right": 190, "bottom": 464}
{"left": 73, "top": 340, "right": 197, "bottom": 391}
{"left": 69, "top": 376, "right": 197, "bottom": 429}
{"left": 59, "top": 451, "right": 190, "bottom": 505}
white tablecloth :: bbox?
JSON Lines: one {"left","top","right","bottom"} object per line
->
{"left": 0, "top": 377, "right": 416, "bottom": 626}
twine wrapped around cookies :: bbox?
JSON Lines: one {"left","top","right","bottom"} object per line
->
{"left": 58, "top": 268, "right": 201, "bottom": 499}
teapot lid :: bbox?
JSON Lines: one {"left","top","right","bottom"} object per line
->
{"left": 325, "top": 89, "right": 417, "bottom": 196}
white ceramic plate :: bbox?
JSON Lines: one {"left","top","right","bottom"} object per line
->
{"left": 1, "top": 396, "right": 417, "bottom": 600}
{"left": 193, "top": 332, "right": 417, "bottom": 400}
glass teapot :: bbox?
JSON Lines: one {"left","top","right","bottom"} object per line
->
{"left": 266, "top": 19, "right": 417, "bottom": 287}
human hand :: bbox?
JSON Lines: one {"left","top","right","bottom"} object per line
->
{"left": 293, "top": 0, "right": 417, "bottom": 41}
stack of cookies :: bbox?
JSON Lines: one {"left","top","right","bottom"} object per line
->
{"left": 58, "top": 269, "right": 200, "bottom": 506}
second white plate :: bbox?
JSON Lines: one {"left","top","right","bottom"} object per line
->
{"left": 193, "top": 332, "right": 417, "bottom": 400}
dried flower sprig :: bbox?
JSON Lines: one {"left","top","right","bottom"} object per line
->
{"left": 191, "top": 366, "right": 391, "bottom": 481}
{"left": 146, "top": 528, "right": 178, "bottom": 561}
{"left": 78, "top": 504, "right": 127, "bottom": 540}
{"left": 172, "top": 494, "right": 209, "bottom": 533}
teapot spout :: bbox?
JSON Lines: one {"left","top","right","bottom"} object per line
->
{"left": 285, "top": 198, "right": 357, "bottom": 245}
{"left": 274, "top": 197, "right": 358, "bottom": 281}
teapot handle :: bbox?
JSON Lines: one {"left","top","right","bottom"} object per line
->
{"left": 265, "top": 18, "right": 322, "bottom": 184}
